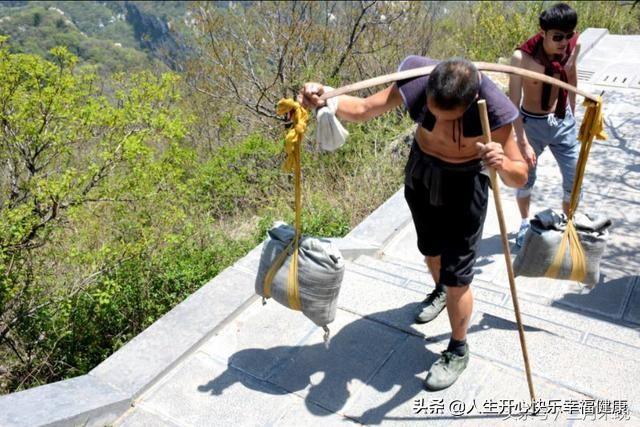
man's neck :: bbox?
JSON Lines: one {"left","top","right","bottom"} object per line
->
{"left": 542, "top": 46, "right": 561, "bottom": 61}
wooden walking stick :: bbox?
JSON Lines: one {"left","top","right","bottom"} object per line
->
{"left": 478, "top": 99, "right": 536, "bottom": 402}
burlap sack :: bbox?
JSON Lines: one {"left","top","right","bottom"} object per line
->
{"left": 255, "top": 222, "right": 345, "bottom": 327}
{"left": 513, "top": 209, "right": 611, "bottom": 286}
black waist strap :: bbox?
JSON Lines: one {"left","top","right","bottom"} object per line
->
{"left": 520, "top": 107, "right": 550, "bottom": 119}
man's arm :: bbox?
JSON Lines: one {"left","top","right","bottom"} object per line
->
{"left": 508, "top": 51, "right": 526, "bottom": 143}
{"left": 476, "top": 123, "right": 529, "bottom": 188}
{"left": 567, "top": 43, "right": 581, "bottom": 113}
{"left": 508, "top": 50, "right": 536, "bottom": 169}
{"left": 298, "top": 83, "right": 403, "bottom": 122}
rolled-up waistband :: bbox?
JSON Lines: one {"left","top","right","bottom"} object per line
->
{"left": 520, "top": 107, "right": 551, "bottom": 119}
{"left": 520, "top": 105, "right": 571, "bottom": 119}
{"left": 406, "top": 141, "right": 484, "bottom": 207}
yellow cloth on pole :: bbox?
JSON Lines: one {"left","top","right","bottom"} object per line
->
{"left": 263, "top": 99, "right": 309, "bottom": 310}
{"left": 545, "top": 97, "right": 607, "bottom": 282}
{"left": 578, "top": 97, "right": 607, "bottom": 144}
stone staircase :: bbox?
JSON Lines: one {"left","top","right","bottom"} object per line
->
{"left": 112, "top": 252, "right": 639, "bottom": 426}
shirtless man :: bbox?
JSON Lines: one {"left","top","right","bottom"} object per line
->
{"left": 510, "top": 3, "right": 581, "bottom": 247}
{"left": 299, "top": 57, "right": 527, "bottom": 390}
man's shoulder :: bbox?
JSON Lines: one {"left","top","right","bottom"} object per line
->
{"left": 512, "top": 49, "right": 536, "bottom": 67}
{"left": 398, "top": 55, "right": 439, "bottom": 72}
{"left": 396, "top": 55, "right": 437, "bottom": 123}
{"left": 512, "top": 49, "right": 525, "bottom": 61}
{"left": 478, "top": 77, "right": 520, "bottom": 129}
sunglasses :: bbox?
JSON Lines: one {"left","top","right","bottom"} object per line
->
{"left": 550, "top": 31, "right": 575, "bottom": 42}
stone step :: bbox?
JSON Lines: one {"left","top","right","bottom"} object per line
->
{"left": 350, "top": 255, "right": 640, "bottom": 362}
{"left": 340, "top": 260, "right": 640, "bottom": 415}
{"left": 118, "top": 294, "right": 407, "bottom": 426}
{"left": 118, "top": 258, "right": 640, "bottom": 426}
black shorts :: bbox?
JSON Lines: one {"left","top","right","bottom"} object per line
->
{"left": 404, "top": 142, "right": 489, "bottom": 287}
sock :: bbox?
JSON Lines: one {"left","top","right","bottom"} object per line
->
{"left": 435, "top": 283, "right": 445, "bottom": 293}
{"left": 447, "top": 337, "right": 467, "bottom": 357}
{"left": 521, "top": 218, "right": 529, "bottom": 227}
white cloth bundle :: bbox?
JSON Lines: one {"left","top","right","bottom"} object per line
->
{"left": 314, "top": 86, "right": 349, "bottom": 152}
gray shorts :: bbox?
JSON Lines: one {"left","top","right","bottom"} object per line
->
{"left": 516, "top": 106, "right": 580, "bottom": 202}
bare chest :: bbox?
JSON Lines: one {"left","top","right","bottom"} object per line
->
{"left": 415, "top": 123, "right": 481, "bottom": 163}
{"left": 522, "top": 59, "right": 560, "bottom": 98}
{"left": 521, "top": 54, "right": 576, "bottom": 113}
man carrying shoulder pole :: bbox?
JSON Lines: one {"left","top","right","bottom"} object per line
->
{"left": 299, "top": 56, "right": 528, "bottom": 390}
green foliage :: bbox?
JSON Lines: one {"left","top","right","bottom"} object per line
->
{"left": 32, "top": 11, "right": 42, "bottom": 27}
{"left": 39, "top": 228, "right": 258, "bottom": 379}
{"left": 196, "top": 133, "right": 284, "bottom": 216}
{"left": 0, "top": 43, "right": 198, "bottom": 391}
{"left": 300, "top": 195, "right": 351, "bottom": 237}
{"left": 0, "top": 3, "right": 160, "bottom": 73}
{"left": 572, "top": 1, "right": 640, "bottom": 34}
{"left": 438, "top": 1, "right": 640, "bottom": 62}
{"left": 455, "top": 2, "right": 543, "bottom": 61}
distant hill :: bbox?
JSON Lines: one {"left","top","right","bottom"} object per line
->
{"left": 0, "top": 1, "right": 194, "bottom": 73}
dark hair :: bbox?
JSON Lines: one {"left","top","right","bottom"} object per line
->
{"left": 539, "top": 3, "right": 577, "bottom": 32}
{"left": 426, "top": 58, "right": 479, "bottom": 110}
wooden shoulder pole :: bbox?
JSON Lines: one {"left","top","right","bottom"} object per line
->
{"left": 478, "top": 99, "right": 536, "bottom": 402}
{"left": 320, "top": 62, "right": 598, "bottom": 102}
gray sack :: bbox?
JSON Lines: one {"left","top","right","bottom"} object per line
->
{"left": 513, "top": 209, "right": 611, "bottom": 286}
{"left": 255, "top": 222, "right": 345, "bottom": 327}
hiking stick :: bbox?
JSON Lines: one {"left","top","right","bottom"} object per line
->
{"left": 320, "top": 62, "right": 598, "bottom": 102}
{"left": 478, "top": 99, "right": 536, "bottom": 402}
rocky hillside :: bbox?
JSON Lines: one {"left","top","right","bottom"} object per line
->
{"left": 0, "top": 1, "right": 193, "bottom": 72}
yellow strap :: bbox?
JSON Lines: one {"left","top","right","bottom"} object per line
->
{"left": 545, "top": 97, "right": 606, "bottom": 281}
{"left": 263, "top": 240, "right": 295, "bottom": 298}
{"left": 545, "top": 218, "right": 587, "bottom": 281}
{"left": 263, "top": 98, "right": 308, "bottom": 311}
{"left": 578, "top": 97, "right": 607, "bottom": 145}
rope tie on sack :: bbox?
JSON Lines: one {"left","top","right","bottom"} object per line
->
{"left": 545, "top": 97, "right": 607, "bottom": 281}
{"left": 262, "top": 99, "right": 309, "bottom": 311}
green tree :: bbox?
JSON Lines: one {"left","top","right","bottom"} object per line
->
{"left": 188, "top": 1, "right": 436, "bottom": 139}
{"left": 32, "top": 12, "right": 42, "bottom": 27}
{"left": 0, "top": 36, "right": 190, "bottom": 390}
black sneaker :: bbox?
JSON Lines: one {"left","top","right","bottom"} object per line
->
{"left": 414, "top": 287, "right": 447, "bottom": 324}
{"left": 424, "top": 345, "right": 470, "bottom": 391}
